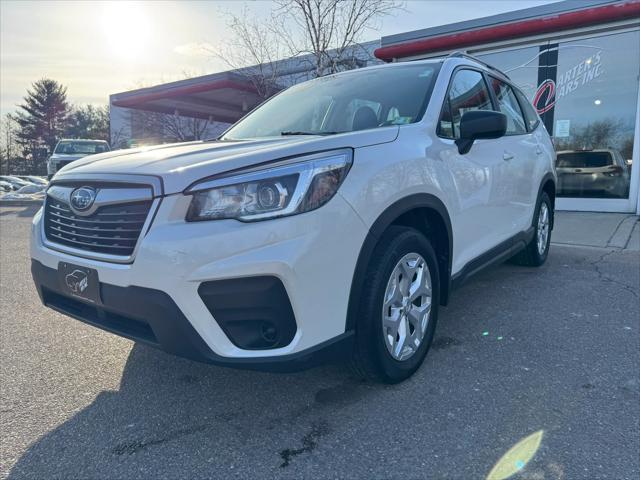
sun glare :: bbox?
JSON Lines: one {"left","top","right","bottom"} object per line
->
{"left": 101, "top": 2, "right": 151, "bottom": 60}
{"left": 486, "top": 430, "right": 544, "bottom": 480}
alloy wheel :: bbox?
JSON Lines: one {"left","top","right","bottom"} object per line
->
{"left": 382, "top": 253, "right": 432, "bottom": 361}
{"left": 537, "top": 202, "right": 550, "bottom": 255}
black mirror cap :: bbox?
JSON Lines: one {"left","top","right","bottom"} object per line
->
{"left": 460, "top": 110, "right": 507, "bottom": 139}
{"left": 456, "top": 110, "right": 508, "bottom": 154}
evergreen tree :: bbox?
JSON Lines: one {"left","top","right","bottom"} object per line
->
{"left": 14, "top": 79, "right": 70, "bottom": 169}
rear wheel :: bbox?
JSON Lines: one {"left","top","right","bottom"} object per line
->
{"left": 350, "top": 226, "right": 439, "bottom": 383}
{"left": 513, "top": 192, "right": 552, "bottom": 267}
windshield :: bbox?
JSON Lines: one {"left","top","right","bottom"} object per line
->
{"left": 54, "top": 141, "right": 109, "bottom": 155}
{"left": 222, "top": 63, "right": 440, "bottom": 140}
{"left": 556, "top": 152, "right": 613, "bottom": 168}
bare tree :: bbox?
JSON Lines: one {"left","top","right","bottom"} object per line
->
{"left": 275, "top": 0, "right": 401, "bottom": 77}
{"left": 124, "top": 108, "right": 215, "bottom": 146}
{"left": 0, "top": 114, "right": 19, "bottom": 174}
{"left": 214, "top": 0, "right": 401, "bottom": 94}
{"left": 162, "top": 112, "right": 211, "bottom": 142}
{"left": 209, "top": 7, "right": 287, "bottom": 99}
{"left": 110, "top": 122, "right": 129, "bottom": 150}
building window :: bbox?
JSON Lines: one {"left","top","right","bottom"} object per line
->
{"left": 477, "top": 30, "right": 639, "bottom": 201}
{"left": 551, "top": 30, "right": 639, "bottom": 199}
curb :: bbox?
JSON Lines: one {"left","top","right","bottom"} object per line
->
{"left": 608, "top": 215, "right": 639, "bottom": 248}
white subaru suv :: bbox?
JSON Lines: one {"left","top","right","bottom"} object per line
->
{"left": 31, "top": 54, "right": 556, "bottom": 383}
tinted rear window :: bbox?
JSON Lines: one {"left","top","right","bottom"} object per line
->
{"left": 556, "top": 152, "right": 613, "bottom": 168}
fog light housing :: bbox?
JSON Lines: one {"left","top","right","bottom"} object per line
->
{"left": 198, "top": 276, "right": 296, "bottom": 350}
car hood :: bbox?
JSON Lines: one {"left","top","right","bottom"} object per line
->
{"left": 55, "top": 127, "right": 399, "bottom": 194}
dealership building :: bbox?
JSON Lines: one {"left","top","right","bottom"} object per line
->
{"left": 110, "top": 0, "right": 640, "bottom": 214}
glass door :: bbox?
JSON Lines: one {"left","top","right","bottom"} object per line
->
{"left": 551, "top": 29, "right": 639, "bottom": 212}
{"left": 474, "top": 29, "right": 640, "bottom": 213}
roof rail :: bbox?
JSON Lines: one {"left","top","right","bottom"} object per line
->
{"left": 445, "top": 52, "right": 510, "bottom": 80}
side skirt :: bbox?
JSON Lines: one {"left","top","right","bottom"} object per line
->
{"left": 451, "top": 227, "right": 535, "bottom": 291}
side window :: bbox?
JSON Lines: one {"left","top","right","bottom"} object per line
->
{"left": 489, "top": 77, "right": 527, "bottom": 135}
{"left": 439, "top": 69, "right": 493, "bottom": 139}
{"left": 438, "top": 100, "right": 454, "bottom": 138}
{"left": 514, "top": 88, "right": 540, "bottom": 132}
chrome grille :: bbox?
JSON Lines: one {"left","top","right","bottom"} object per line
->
{"left": 44, "top": 197, "right": 152, "bottom": 256}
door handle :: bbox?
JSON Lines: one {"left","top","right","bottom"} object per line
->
{"left": 503, "top": 152, "right": 514, "bottom": 161}
{"left": 535, "top": 146, "right": 543, "bottom": 155}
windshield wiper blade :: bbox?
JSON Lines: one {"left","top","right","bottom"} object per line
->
{"left": 280, "top": 131, "right": 343, "bottom": 136}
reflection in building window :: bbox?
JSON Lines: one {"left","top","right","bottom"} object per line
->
{"left": 476, "top": 30, "right": 639, "bottom": 200}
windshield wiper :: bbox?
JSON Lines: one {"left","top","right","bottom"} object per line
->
{"left": 280, "top": 131, "right": 344, "bottom": 136}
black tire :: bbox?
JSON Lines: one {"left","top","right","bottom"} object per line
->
{"left": 512, "top": 192, "right": 552, "bottom": 267}
{"left": 350, "top": 226, "right": 440, "bottom": 384}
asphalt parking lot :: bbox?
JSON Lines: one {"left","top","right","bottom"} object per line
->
{"left": 1, "top": 206, "right": 638, "bottom": 480}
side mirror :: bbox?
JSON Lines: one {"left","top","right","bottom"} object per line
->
{"left": 455, "top": 110, "right": 507, "bottom": 155}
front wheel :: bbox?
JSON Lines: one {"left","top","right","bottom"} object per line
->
{"left": 350, "top": 226, "right": 439, "bottom": 383}
{"left": 513, "top": 192, "right": 552, "bottom": 267}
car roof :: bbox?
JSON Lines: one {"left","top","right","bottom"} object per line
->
{"left": 308, "top": 58, "right": 442, "bottom": 81}
{"left": 443, "top": 52, "right": 510, "bottom": 80}
{"left": 329, "top": 52, "right": 510, "bottom": 83}
{"left": 256, "top": 53, "right": 510, "bottom": 92}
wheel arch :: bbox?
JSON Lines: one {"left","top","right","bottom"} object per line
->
{"left": 346, "top": 194, "right": 453, "bottom": 332}
{"left": 538, "top": 173, "right": 556, "bottom": 229}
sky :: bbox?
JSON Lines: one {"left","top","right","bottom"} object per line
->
{"left": 0, "top": 0, "right": 561, "bottom": 116}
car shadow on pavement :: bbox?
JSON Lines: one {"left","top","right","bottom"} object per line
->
{"left": 7, "top": 341, "right": 380, "bottom": 478}
{"left": 8, "top": 247, "right": 638, "bottom": 478}
{"left": 6, "top": 259, "right": 555, "bottom": 479}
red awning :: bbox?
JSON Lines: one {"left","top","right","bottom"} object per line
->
{"left": 111, "top": 72, "right": 277, "bottom": 124}
{"left": 375, "top": 0, "right": 640, "bottom": 62}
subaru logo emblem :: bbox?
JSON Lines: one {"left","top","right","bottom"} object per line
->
{"left": 70, "top": 187, "right": 96, "bottom": 212}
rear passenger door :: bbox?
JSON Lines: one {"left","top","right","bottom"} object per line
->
{"left": 437, "top": 68, "right": 517, "bottom": 269}
{"left": 487, "top": 76, "right": 538, "bottom": 232}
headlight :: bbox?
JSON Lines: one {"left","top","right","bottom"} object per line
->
{"left": 185, "top": 149, "right": 352, "bottom": 222}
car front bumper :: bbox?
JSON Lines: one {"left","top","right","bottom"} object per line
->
{"left": 30, "top": 192, "right": 368, "bottom": 369}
